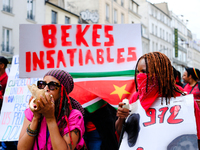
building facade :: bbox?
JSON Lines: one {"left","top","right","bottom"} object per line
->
{"left": 135, "top": 0, "right": 173, "bottom": 58}
{"left": 45, "top": 1, "right": 80, "bottom": 24}
{"left": 0, "top": 0, "right": 84, "bottom": 64}
{"left": 0, "top": 0, "right": 45, "bottom": 61}
{"left": 171, "top": 11, "right": 188, "bottom": 75}
{"left": 187, "top": 31, "right": 200, "bottom": 69}
{"left": 1, "top": 0, "right": 200, "bottom": 72}
{"left": 66, "top": 0, "right": 149, "bottom": 54}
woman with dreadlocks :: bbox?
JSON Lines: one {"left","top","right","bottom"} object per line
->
{"left": 18, "top": 70, "right": 85, "bottom": 150}
{"left": 115, "top": 52, "right": 200, "bottom": 148}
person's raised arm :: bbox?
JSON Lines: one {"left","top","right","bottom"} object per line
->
{"left": 39, "top": 93, "right": 81, "bottom": 150}
{"left": 17, "top": 112, "right": 41, "bottom": 150}
{"left": 17, "top": 97, "right": 41, "bottom": 150}
{"left": 115, "top": 102, "right": 129, "bottom": 136}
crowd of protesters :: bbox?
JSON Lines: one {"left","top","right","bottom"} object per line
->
{"left": 0, "top": 52, "right": 200, "bottom": 150}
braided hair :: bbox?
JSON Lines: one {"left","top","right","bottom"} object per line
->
{"left": 135, "top": 52, "right": 183, "bottom": 103}
{"left": 54, "top": 87, "right": 71, "bottom": 135}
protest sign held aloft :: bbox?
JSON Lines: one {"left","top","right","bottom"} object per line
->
{"left": 19, "top": 24, "right": 142, "bottom": 78}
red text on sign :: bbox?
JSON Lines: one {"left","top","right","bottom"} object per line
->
{"left": 143, "top": 105, "right": 183, "bottom": 127}
{"left": 25, "top": 47, "right": 137, "bottom": 72}
{"left": 42, "top": 24, "right": 114, "bottom": 48}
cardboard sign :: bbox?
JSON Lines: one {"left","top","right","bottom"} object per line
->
{"left": 19, "top": 24, "right": 142, "bottom": 78}
{"left": 0, "top": 55, "right": 41, "bottom": 141}
{"left": 119, "top": 94, "right": 198, "bottom": 150}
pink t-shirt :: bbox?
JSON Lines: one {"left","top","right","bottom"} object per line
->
{"left": 25, "top": 108, "right": 85, "bottom": 150}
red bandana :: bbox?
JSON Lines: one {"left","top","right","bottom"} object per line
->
{"left": 137, "top": 73, "right": 160, "bottom": 111}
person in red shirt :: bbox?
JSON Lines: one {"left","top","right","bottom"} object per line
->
{"left": 182, "top": 67, "right": 200, "bottom": 100}
{"left": 0, "top": 56, "right": 8, "bottom": 111}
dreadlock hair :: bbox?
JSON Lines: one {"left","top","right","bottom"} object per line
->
{"left": 134, "top": 52, "right": 183, "bottom": 104}
{"left": 54, "top": 86, "right": 70, "bottom": 136}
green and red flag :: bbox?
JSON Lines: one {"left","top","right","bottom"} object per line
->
{"left": 69, "top": 70, "right": 136, "bottom": 112}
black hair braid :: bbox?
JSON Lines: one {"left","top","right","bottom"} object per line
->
{"left": 54, "top": 89, "right": 70, "bottom": 136}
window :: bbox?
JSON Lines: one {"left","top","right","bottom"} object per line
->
{"left": 133, "top": 3, "right": 138, "bottom": 13}
{"left": 121, "top": 13, "right": 124, "bottom": 24}
{"left": 65, "top": 16, "right": 70, "bottom": 24}
{"left": 106, "top": 4, "right": 109, "bottom": 21}
{"left": 183, "top": 52, "right": 186, "bottom": 62}
{"left": 164, "top": 16, "right": 166, "bottom": 23}
{"left": 152, "top": 42, "right": 154, "bottom": 51}
{"left": 152, "top": 24, "right": 154, "bottom": 34}
{"left": 129, "top": 0, "right": 132, "bottom": 10}
{"left": 114, "top": 9, "right": 117, "bottom": 24}
{"left": 3, "top": 0, "right": 12, "bottom": 13}
{"left": 160, "top": 13, "right": 163, "bottom": 21}
{"left": 156, "top": 43, "right": 158, "bottom": 51}
{"left": 51, "top": 10, "right": 57, "bottom": 24}
{"left": 152, "top": 8, "right": 154, "bottom": 16}
{"left": 27, "top": 0, "right": 35, "bottom": 20}
{"left": 155, "top": 26, "right": 157, "bottom": 36}
{"left": 166, "top": 32, "right": 168, "bottom": 41}
{"left": 121, "top": 0, "right": 124, "bottom": 6}
{"left": 168, "top": 19, "right": 171, "bottom": 27}
{"left": 163, "top": 29, "right": 164, "bottom": 39}
{"left": 2, "top": 28, "right": 12, "bottom": 53}
{"left": 155, "top": 10, "right": 157, "bottom": 18}
{"left": 142, "top": 26, "right": 146, "bottom": 36}
{"left": 160, "top": 28, "right": 162, "bottom": 38}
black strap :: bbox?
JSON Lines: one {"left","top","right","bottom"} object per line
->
{"left": 189, "top": 82, "right": 198, "bottom": 94}
{"left": 198, "top": 81, "right": 200, "bottom": 91}
{"left": 118, "top": 121, "right": 126, "bottom": 149}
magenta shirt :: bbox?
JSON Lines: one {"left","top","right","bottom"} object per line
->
{"left": 25, "top": 108, "right": 85, "bottom": 150}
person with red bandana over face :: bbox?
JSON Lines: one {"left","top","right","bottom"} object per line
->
{"left": 115, "top": 52, "right": 200, "bottom": 149}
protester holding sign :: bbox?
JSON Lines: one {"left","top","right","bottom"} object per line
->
{"left": 0, "top": 56, "right": 9, "bottom": 111}
{"left": 115, "top": 52, "right": 200, "bottom": 149}
{"left": 0, "top": 56, "right": 18, "bottom": 150}
{"left": 17, "top": 70, "right": 85, "bottom": 150}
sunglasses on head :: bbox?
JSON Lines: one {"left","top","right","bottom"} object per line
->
{"left": 37, "top": 80, "right": 61, "bottom": 90}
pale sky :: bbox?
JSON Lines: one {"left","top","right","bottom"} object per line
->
{"left": 148, "top": 0, "right": 200, "bottom": 40}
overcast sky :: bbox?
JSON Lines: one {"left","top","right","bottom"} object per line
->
{"left": 148, "top": 0, "right": 200, "bottom": 40}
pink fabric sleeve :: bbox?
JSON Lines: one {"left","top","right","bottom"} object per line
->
{"left": 24, "top": 107, "right": 34, "bottom": 121}
{"left": 63, "top": 109, "right": 85, "bottom": 150}
{"left": 194, "top": 101, "right": 200, "bottom": 139}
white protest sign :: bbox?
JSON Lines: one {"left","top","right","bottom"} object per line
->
{"left": 19, "top": 24, "right": 142, "bottom": 78}
{"left": 0, "top": 55, "right": 41, "bottom": 141}
{"left": 119, "top": 94, "right": 198, "bottom": 150}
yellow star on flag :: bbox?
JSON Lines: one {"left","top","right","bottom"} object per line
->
{"left": 110, "top": 84, "right": 131, "bottom": 100}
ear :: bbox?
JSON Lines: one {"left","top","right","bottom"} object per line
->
{"left": 188, "top": 74, "right": 193, "bottom": 79}
{"left": 0, "top": 63, "right": 4, "bottom": 69}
